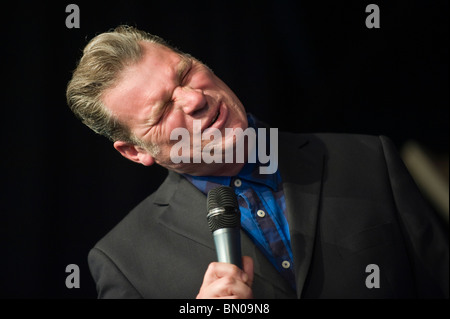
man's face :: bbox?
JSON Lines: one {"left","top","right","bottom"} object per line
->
{"left": 102, "top": 41, "right": 248, "bottom": 176}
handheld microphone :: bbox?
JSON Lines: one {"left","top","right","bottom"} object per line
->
{"left": 206, "top": 186, "right": 242, "bottom": 269}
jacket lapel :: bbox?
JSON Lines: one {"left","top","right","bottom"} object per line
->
{"left": 278, "top": 133, "right": 324, "bottom": 298}
{"left": 154, "top": 171, "right": 214, "bottom": 251}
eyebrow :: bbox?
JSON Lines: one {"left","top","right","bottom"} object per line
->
{"left": 176, "top": 54, "right": 192, "bottom": 81}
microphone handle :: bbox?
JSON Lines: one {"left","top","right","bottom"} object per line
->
{"left": 212, "top": 228, "right": 242, "bottom": 269}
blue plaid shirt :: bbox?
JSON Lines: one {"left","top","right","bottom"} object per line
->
{"left": 183, "top": 115, "right": 296, "bottom": 291}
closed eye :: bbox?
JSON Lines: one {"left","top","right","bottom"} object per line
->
{"left": 148, "top": 100, "right": 172, "bottom": 127}
{"left": 147, "top": 56, "right": 193, "bottom": 127}
{"left": 180, "top": 63, "right": 192, "bottom": 85}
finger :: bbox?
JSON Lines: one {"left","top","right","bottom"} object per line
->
{"left": 202, "top": 262, "right": 244, "bottom": 287}
{"left": 242, "top": 256, "right": 254, "bottom": 287}
{"left": 204, "top": 275, "right": 253, "bottom": 299}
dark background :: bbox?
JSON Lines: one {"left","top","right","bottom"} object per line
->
{"left": 1, "top": 0, "right": 448, "bottom": 298}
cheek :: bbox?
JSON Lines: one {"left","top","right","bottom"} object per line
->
{"left": 156, "top": 111, "right": 187, "bottom": 145}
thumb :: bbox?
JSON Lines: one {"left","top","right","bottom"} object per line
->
{"left": 241, "top": 256, "right": 254, "bottom": 287}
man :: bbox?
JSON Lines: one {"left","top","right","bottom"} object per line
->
{"left": 66, "top": 25, "right": 448, "bottom": 298}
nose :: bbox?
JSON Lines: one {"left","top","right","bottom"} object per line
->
{"left": 173, "top": 86, "right": 207, "bottom": 116}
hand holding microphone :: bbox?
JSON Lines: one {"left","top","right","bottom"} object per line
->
{"left": 196, "top": 186, "right": 254, "bottom": 299}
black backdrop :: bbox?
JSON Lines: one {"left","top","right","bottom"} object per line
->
{"left": 2, "top": 0, "right": 448, "bottom": 298}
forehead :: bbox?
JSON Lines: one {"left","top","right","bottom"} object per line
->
{"left": 102, "top": 42, "right": 186, "bottom": 123}
{"left": 121, "top": 41, "right": 186, "bottom": 84}
{"left": 136, "top": 41, "right": 186, "bottom": 75}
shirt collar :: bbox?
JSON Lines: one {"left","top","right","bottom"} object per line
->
{"left": 236, "top": 161, "right": 279, "bottom": 191}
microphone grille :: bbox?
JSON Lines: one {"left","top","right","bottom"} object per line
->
{"left": 207, "top": 185, "right": 238, "bottom": 211}
{"left": 206, "top": 186, "right": 240, "bottom": 232}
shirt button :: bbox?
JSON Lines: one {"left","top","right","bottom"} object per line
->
{"left": 282, "top": 260, "right": 291, "bottom": 269}
{"left": 257, "top": 210, "right": 266, "bottom": 218}
{"left": 234, "top": 179, "right": 242, "bottom": 187}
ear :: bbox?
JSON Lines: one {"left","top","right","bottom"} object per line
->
{"left": 113, "top": 141, "right": 155, "bottom": 166}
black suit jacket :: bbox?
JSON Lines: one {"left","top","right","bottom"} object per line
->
{"left": 88, "top": 133, "right": 449, "bottom": 298}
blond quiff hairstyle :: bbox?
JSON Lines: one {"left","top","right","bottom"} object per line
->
{"left": 66, "top": 25, "right": 178, "bottom": 148}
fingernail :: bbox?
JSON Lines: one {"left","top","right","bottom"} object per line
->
{"left": 241, "top": 272, "right": 249, "bottom": 283}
